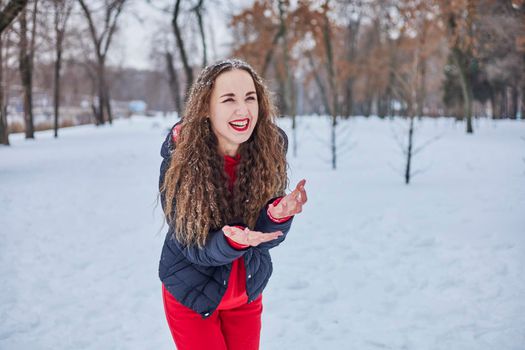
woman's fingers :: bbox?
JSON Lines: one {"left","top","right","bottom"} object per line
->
{"left": 245, "top": 229, "right": 283, "bottom": 246}
{"left": 225, "top": 225, "right": 283, "bottom": 247}
{"left": 291, "top": 179, "right": 307, "bottom": 204}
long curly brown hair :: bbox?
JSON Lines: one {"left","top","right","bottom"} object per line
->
{"left": 160, "top": 59, "right": 288, "bottom": 248}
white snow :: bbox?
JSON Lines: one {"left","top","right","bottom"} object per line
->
{"left": 1, "top": 115, "right": 524, "bottom": 349}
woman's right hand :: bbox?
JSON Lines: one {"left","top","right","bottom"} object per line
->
{"left": 222, "top": 225, "right": 283, "bottom": 247}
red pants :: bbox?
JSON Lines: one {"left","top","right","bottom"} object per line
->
{"left": 162, "top": 284, "right": 263, "bottom": 350}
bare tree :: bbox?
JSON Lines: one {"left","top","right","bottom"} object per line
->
{"left": 191, "top": 0, "right": 206, "bottom": 68}
{"left": 0, "top": 0, "right": 27, "bottom": 33}
{"left": 0, "top": 26, "right": 11, "bottom": 145}
{"left": 343, "top": 2, "right": 361, "bottom": 118}
{"left": 0, "top": 0, "right": 28, "bottom": 145}
{"left": 165, "top": 50, "right": 181, "bottom": 113}
{"left": 78, "top": 0, "right": 126, "bottom": 125}
{"left": 172, "top": 0, "right": 192, "bottom": 106}
{"left": 389, "top": 1, "right": 443, "bottom": 184}
{"left": 321, "top": 0, "right": 338, "bottom": 169}
{"left": 436, "top": 0, "right": 477, "bottom": 133}
{"left": 51, "top": 0, "right": 72, "bottom": 137}
{"left": 277, "top": 0, "right": 298, "bottom": 157}
{"left": 18, "top": 0, "right": 38, "bottom": 139}
{"left": 147, "top": 0, "right": 211, "bottom": 115}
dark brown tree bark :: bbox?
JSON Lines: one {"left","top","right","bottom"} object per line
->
{"left": 0, "top": 31, "right": 8, "bottom": 145}
{"left": 0, "top": 0, "right": 24, "bottom": 144}
{"left": 172, "top": 0, "right": 193, "bottom": 105}
{"left": 18, "top": 4, "right": 35, "bottom": 139}
{"left": 510, "top": 85, "right": 518, "bottom": 119}
{"left": 0, "top": 0, "right": 27, "bottom": 33}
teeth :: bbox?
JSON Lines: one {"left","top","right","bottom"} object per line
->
{"left": 230, "top": 120, "right": 248, "bottom": 127}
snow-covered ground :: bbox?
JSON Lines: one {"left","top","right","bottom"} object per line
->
{"left": 1, "top": 115, "right": 524, "bottom": 350}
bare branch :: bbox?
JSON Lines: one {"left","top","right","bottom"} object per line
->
{"left": 101, "top": 0, "right": 125, "bottom": 56}
{"left": 412, "top": 132, "right": 444, "bottom": 156}
{"left": 78, "top": 0, "right": 100, "bottom": 52}
{"left": 0, "top": 0, "right": 28, "bottom": 33}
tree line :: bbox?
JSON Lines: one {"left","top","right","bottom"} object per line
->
{"left": 0, "top": 0, "right": 523, "bottom": 148}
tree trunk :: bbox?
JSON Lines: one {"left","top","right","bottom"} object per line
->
{"left": 502, "top": 86, "right": 508, "bottom": 118}
{"left": 322, "top": 0, "right": 338, "bottom": 169}
{"left": 0, "top": 0, "right": 28, "bottom": 33}
{"left": 281, "top": 8, "right": 297, "bottom": 157}
{"left": 405, "top": 113, "right": 414, "bottom": 184}
{"left": 104, "top": 76, "right": 113, "bottom": 124}
{"left": 193, "top": 0, "right": 206, "bottom": 68}
{"left": 78, "top": 0, "right": 125, "bottom": 126}
{"left": 261, "top": 25, "right": 284, "bottom": 77}
{"left": 95, "top": 58, "right": 112, "bottom": 125}
{"left": 94, "top": 64, "right": 104, "bottom": 125}
{"left": 344, "top": 16, "right": 360, "bottom": 117}
{"left": 377, "top": 95, "right": 387, "bottom": 118}
{"left": 172, "top": 0, "right": 193, "bottom": 103}
{"left": 0, "top": 104, "right": 7, "bottom": 145}
{"left": 54, "top": 37, "right": 62, "bottom": 137}
{"left": 495, "top": 89, "right": 503, "bottom": 118}
{"left": 451, "top": 47, "right": 473, "bottom": 133}
{"left": 165, "top": 51, "right": 181, "bottom": 114}
{"left": 19, "top": 7, "right": 34, "bottom": 139}
{"left": 307, "top": 52, "right": 331, "bottom": 115}
{"left": 416, "top": 54, "right": 427, "bottom": 118}
{"left": 0, "top": 32, "right": 9, "bottom": 145}
{"left": 520, "top": 79, "right": 525, "bottom": 120}
{"left": 331, "top": 114, "right": 337, "bottom": 170}
{"left": 510, "top": 84, "right": 518, "bottom": 119}
{"left": 521, "top": 51, "right": 525, "bottom": 120}
{"left": 344, "top": 79, "right": 353, "bottom": 117}
{"left": 53, "top": 0, "right": 72, "bottom": 137}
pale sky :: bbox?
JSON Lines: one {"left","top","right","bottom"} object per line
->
{"left": 114, "top": 1, "right": 243, "bottom": 70}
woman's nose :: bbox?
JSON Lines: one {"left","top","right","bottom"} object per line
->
{"left": 235, "top": 102, "right": 249, "bottom": 116}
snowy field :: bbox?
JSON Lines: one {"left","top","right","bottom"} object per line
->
{"left": 1, "top": 115, "right": 524, "bottom": 350}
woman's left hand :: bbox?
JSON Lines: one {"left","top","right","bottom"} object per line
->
{"left": 268, "top": 179, "right": 308, "bottom": 219}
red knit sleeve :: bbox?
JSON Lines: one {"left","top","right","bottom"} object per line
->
{"left": 225, "top": 225, "right": 250, "bottom": 250}
{"left": 171, "top": 123, "right": 182, "bottom": 143}
{"left": 267, "top": 197, "right": 292, "bottom": 223}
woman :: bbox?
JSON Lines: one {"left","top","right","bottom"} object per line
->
{"left": 158, "top": 58, "right": 307, "bottom": 350}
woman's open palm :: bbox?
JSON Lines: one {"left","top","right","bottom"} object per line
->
{"left": 223, "top": 225, "right": 283, "bottom": 247}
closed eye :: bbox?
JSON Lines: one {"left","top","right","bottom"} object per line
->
{"left": 246, "top": 96, "right": 256, "bottom": 101}
{"left": 222, "top": 98, "right": 234, "bottom": 103}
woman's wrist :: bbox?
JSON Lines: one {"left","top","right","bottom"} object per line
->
{"left": 267, "top": 197, "right": 292, "bottom": 223}
{"left": 224, "top": 225, "right": 250, "bottom": 249}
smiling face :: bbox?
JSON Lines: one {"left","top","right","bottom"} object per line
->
{"left": 208, "top": 69, "right": 259, "bottom": 156}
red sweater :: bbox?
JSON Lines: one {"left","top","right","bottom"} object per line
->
{"left": 218, "top": 154, "right": 291, "bottom": 309}
{"left": 217, "top": 154, "right": 249, "bottom": 310}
